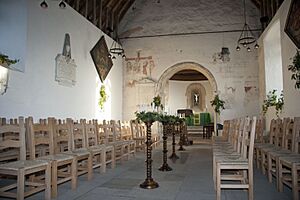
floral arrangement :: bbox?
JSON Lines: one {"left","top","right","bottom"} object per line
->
{"left": 151, "top": 95, "right": 164, "bottom": 110}
{"left": 98, "top": 85, "right": 107, "bottom": 110}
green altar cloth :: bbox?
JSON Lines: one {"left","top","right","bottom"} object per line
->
{"left": 200, "top": 113, "right": 211, "bottom": 126}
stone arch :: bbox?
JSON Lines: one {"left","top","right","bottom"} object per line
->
{"left": 156, "top": 62, "right": 217, "bottom": 108}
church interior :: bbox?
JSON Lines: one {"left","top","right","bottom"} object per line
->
{"left": 0, "top": 0, "right": 299, "bottom": 199}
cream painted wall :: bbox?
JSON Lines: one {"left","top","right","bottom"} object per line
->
{"left": 258, "top": 0, "right": 300, "bottom": 123}
{"left": 0, "top": 0, "right": 123, "bottom": 120}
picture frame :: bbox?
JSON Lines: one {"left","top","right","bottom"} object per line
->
{"left": 90, "top": 36, "right": 113, "bottom": 82}
{"left": 284, "top": 0, "right": 300, "bottom": 49}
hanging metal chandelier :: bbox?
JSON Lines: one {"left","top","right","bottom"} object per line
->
{"left": 109, "top": 36, "right": 125, "bottom": 59}
{"left": 236, "top": 0, "right": 259, "bottom": 52}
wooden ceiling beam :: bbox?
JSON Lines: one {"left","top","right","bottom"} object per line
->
{"left": 118, "top": 0, "right": 135, "bottom": 23}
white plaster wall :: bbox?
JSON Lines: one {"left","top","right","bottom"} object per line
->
{"left": 121, "top": 0, "right": 261, "bottom": 121}
{"left": 168, "top": 80, "right": 214, "bottom": 116}
{"left": 258, "top": 0, "right": 300, "bottom": 121}
{"left": 263, "top": 20, "right": 283, "bottom": 94}
{"left": 0, "top": 0, "right": 123, "bottom": 120}
{"left": 0, "top": 0, "right": 27, "bottom": 72}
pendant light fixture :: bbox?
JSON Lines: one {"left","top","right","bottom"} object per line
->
{"left": 236, "top": 0, "right": 259, "bottom": 52}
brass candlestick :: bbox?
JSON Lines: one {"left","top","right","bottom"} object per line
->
{"left": 158, "top": 123, "right": 172, "bottom": 171}
{"left": 169, "top": 123, "right": 179, "bottom": 160}
{"left": 140, "top": 121, "right": 159, "bottom": 189}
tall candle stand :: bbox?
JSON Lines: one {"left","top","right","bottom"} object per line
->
{"left": 169, "top": 123, "right": 179, "bottom": 160}
{"left": 140, "top": 121, "right": 159, "bottom": 189}
{"left": 178, "top": 122, "right": 186, "bottom": 151}
{"left": 158, "top": 122, "right": 172, "bottom": 171}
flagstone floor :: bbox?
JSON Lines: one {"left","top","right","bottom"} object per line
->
{"left": 2, "top": 142, "right": 293, "bottom": 200}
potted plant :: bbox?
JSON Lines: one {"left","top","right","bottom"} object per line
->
{"left": 210, "top": 94, "right": 225, "bottom": 115}
{"left": 135, "top": 111, "right": 159, "bottom": 124}
{"left": 262, "top": 89, "right": 284, "bottom": 117}
{"left": 288, "top": 50, "right": 300, "bottom": 90}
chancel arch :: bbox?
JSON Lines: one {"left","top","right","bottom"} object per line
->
{"left": 155, "top": 62, "right": 217, "bottom": 112}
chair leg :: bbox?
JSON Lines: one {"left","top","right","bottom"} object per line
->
{"left": 101, "top": 149, "right": 106, "bottom": 173}
{"left": 87, "top": 155, "right": 93, "bottom": 180}
{"left": 275, "top": 157, "right": 280, "bottom": 190}
{"left": 292, "top": 163, "right": 298, "bottom": 200}
{"left": 256, "top": 149, "right": 260, "bottom": 169}
{"left": 248, "top": 167, "right": 254, "bottom": 200}
{"left": 45, "top": 163, "right": 51, "bottom": 200}
{"left": 17, "top": 169, "right": 25, "bottom": 200}
{"left": 278, "top": 160, "right": 284, "bottom": 192}
{"left": 51, "top": 161, "right": 58, "bottom": 198}
{"left": 112, "top": 148, "right": 116, "bottom": 169}
{"left": 262, "top": 152, "right": 266, "bottom": 175}
{"left": 71, "top": 157, "right": 77, "bottom": 190}
{"left": 267, "top": 154, "right": 272, "bottom": 183}
{"left": 213, "top": 155, "right": 216, "bottom": 190}
{"left": 216, "top": 163, "right": 221, "bottom": 200}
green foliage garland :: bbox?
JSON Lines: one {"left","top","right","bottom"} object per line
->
{"left": 288, "top": 50, "right": 300, "bottom": 90}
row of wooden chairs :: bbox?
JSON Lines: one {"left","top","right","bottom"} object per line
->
{"left": 130, "top": 120, "right": 160, "bottom": 151}
{"left": 0, "top": 117, "right": 136, "bottom": 200}
{"left": 212, "top": 116, "right": 257, "bottom": 200}
{"left": 254, "top": 117, "right": 300, "bottom": 200}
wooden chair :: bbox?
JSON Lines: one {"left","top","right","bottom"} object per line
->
{"left": 67, "top": 119, "right": 93, "bottom": 180}
{"left": 121, "top": 120, "right": 136, "bottom": 157}
{"left": 54, "top": 119, "right": 93, "bottom": 180}
{"left": 26, "top": 117, "right": 77, "bottom": 198}
{"left": 215, "top": 116, "right": 256, "bottom": 200}
{"left": 130, "top": 120, "right": 146, "bottom": 152}
{"left": 278, "top": 117, "right": 300, "bottom": 200}
{"left": 260, "top": 118, "right": 284, "bottom": 175}
{"left": 84, "top": 120, "right": 106, "bottom": 173}
{"left": 94, "top": 120, "right": 115, "bottom": 169}
{"left": 0, "top": 117, "right": 51, "bottom": 200}
{"left": 265, "top": 118, "right": 294, "bottom": 185}
{"left": 254, "top": 118, "right": 280, "bottom": 172}
{"left": 111, "top": 120, "right": 130, "bottom": 162}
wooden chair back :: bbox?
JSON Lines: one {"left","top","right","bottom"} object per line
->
{"left": 69, "top": 119, "right": 87, "bottom": 150}
{"left": 292, "top": 117, "right": 300, "bottom": 154}
{"left": 53, "top": 118, "right": 72, "bottom": 154}
{"left": 221, "top": 120, "right": 230, "bottom": 140}
{"left": 103, "top": 120, "right": 114, "bottom": 143}
{"left": 255, "top": 116, "right": 264, "bottom": 143}
{"left": 121, "top": 121, "right": 132, "bottom": 140}
{"left": 111, "top": 120, "right": 122, "bottom": 142}
{"left": 130, "top": 120, "right": 139, "bottom": 139}
{"left": 85, "top": 120, "right": 98, "bottom": 148}
{"left": 283, "top": 119, "right": 294, "bottom": 151}
{"left": 0, "top": 116, "right": 26, "bottom": 161}
{"left": 94, "top": 120, "right": 107, "bottom": 145}
{"left": 27, "top": 117, "right": 55, "bottom": 160}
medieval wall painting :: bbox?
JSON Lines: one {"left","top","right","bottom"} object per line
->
{"left": 244, "top": 79, "right": 259, "bottom": 106}
{"left": 125, "top": 50, "right": 156, "bottom": 88}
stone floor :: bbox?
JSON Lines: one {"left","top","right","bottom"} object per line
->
{"left": 1, "top": 143, "right": 293, "bottom": 200}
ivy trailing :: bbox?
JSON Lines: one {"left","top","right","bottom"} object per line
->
{"left": 98, "top": 85, "right": 107, "bottom": 110}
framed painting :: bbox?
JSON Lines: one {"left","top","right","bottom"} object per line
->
{"left": 285, "top": 0, "right": 300, "bottom": 49}
{"left": 90, "top": 36, "right": 113, "bottom": 82}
